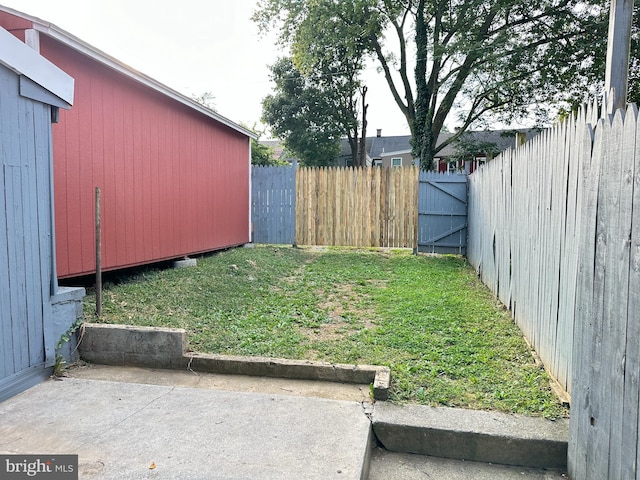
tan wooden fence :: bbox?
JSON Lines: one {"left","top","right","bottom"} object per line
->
{"left": 295, "top": 166, "right": 419, "bottom": 248}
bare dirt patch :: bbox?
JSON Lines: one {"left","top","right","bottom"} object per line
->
{"left": 300, "top": 284, "right": 379, "bottom": 341}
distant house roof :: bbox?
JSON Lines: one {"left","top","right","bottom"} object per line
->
{"left": 260, "top": 139, "right": 299, "bottom": 163}
{"left": 369, "top": 135, "right": 413, "bottom": 159}
{"left": 0, "top": 5, "right": 256, "bottom": 139}
{"left": 435, "top": 129, "right": 539, "bottom": 158}
{"left": 264, "top": 129, "right": 541, "bottom": 166}
{"left": 338, "top": 129, "right": 540, "bottom": 162}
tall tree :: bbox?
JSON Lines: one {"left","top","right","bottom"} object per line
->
{"left": 255, "top": 0, "right": 609, "bottom": 169}
{"left": 255, "top": 0, "right": 377, "bottom": 167}
{"left": 262, "top": 58, "right": 342, "bottom": 166}
{"left": 410, "top": 0, "right": 608, "bottom": 168}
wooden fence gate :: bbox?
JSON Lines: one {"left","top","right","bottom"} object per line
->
{"left": 417, "top": 172, "right": 468, "bottom": 254}
{"left": 251, "top": 165, "right": 296, "bottom": 245}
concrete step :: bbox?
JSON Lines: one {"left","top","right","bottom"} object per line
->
{"left": 372, "top": 402, "right": 568, "bottom": 469}
{"left": 367, "top": 447, "right": 569, "bottom": 479}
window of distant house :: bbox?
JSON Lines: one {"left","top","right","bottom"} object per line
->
{"left": 474, "top": 156, "right": 487, "bottom": 171}
{"left": 391, "top": 157, "right": 402, "bottom": 167}
{"left": 373, "top": 159, "right": 382, "bottom": 167}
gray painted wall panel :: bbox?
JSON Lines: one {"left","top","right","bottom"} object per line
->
{"left": 0, "top": 61, "right": 52, "bottom": 395}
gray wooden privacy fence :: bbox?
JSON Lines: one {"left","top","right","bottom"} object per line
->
{"left": 417, "top": 172, "right": 467, "bottom": 254}
{"left": 251, "top": 165, "right": 296, "bottom": 245}
{"left": 467, "top": 101, "right": 640, "bottom": 479}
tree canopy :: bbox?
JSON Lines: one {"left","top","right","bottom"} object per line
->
{"left": 190, "top": 91, "right": 217, "bottom": 111}
{"left": 255, "top": 0, "right": 610, "bottom": 169}
{"left": 257, "top": 2, "right": 379, "bottom": 166}
{"left": 262, "top": 58, "right": 343, "bottom": 166}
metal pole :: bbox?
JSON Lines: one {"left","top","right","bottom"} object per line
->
{"left": 604, "top": 0, "right": 635, "bottom": 112}
{"left": 95, "top": 187, "right": 102, "bottom": 317}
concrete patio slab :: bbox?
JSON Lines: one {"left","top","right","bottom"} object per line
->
{"left": 0, "top": 376, "right": 372, "bottom": 480}
{"left": 69, "top": 363, "right": 371, "bottom": 403}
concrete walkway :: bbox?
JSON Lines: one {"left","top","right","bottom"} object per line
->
{"left": 0, "top": 368, "right": 372, "bottom": 480}
{"left": 0, "top": 365, "right": 569, "bottom": 479}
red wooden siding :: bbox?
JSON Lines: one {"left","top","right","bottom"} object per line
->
{"left": 37, "top": 36, "right": 250, "bottom": 278}
{"left": 0, "top": 11, "right": 31, "bottom": 37}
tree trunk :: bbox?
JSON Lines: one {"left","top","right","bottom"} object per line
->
{"left": 358, "top": 86, "right": 368, "bottom": 167}
{"left": 348, "top": 135, "right": 358, "bottom": 166}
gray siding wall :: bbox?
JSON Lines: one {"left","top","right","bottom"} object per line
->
{"left": 0, "top": 63, "right": 82, "bottom": 401}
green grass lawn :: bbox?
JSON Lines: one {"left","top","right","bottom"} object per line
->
{"left": 83, "top": 245, "right": 567, "bottom": 418}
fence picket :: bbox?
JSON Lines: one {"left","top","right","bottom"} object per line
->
{"left": 627, "top": 105, "right": 640, "bottom": 480}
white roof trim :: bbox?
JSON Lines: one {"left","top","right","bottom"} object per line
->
{"left": 380, "top": 149, "right": 413, "bottom": 157}
{"left": 0, "top": 25, "right": 73, "bottom": 106}
{"left": 0, "top": 5, "right": 256, "bottom": 139}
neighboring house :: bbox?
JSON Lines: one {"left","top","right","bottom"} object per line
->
{"left": 379, "top": 149, "right": 416, "bottom": 168}
{"left": 0, "top": 26, "right": 84, "bottom": 401}
{"left": 260, "top": 140, "right": 299, "bottom": 164}
{"left": 333, "top": 129, "right": 537, "bottom": 173}
{"left": 433, "top": 130, "right": 534, "bottom": 173}
{"left": 0, "top": 6, "right": 255, "bottom": 278}
{"left": 333, "top": 137, "right": 375, "bottom": 167}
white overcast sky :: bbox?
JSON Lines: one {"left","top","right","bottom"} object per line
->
{"left": 3, "top": 0, "right": 412, "bottom": 137}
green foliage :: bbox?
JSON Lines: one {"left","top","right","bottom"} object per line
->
{"left": 447, "top": 132, "right": 502, "bottom": 163}
{"left": 629, "top": 2, "right": 640, "bottom": 105}
{"left": 255, "top": 0, "right": 611, "bottom": 170}
{"left": 85, "top": 246, "right": 567, "bottom": 418}
{"left": 256, "top": 1, "right": 379, "bottom": 166}
{"left": 55, "top": 317, "right": 83, "bottom": 351}
{"left": 190, "top": 91, "right": 216, "bottom": 111}
{"left": 251, "top": 139, "right": 281, "bottom": 166}
{"left": 53, "top": 354, "right": 67, "bottom": 377}
{"left": 262, "top": 58, "right": 342, "bottom": 166}
{"left": 411, "top": 0, "right": 608, "bottom": 168}
{"left": 52, "top": 317, "right": 84, "bottom": 377}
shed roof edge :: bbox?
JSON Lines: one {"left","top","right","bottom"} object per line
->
{"left": 0, "top": 4, "right": 256, "bottom": 139}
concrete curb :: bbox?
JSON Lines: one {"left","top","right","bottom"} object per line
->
{"left": 371, "top": 402, "right": 568, "bottom": 469}
{"left": 78, "top": 323, "right": 390, "bottom": 400}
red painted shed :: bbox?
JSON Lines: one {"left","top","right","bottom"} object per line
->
{"left": 0, "top": 6, "right": 254, "bottom": 278}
